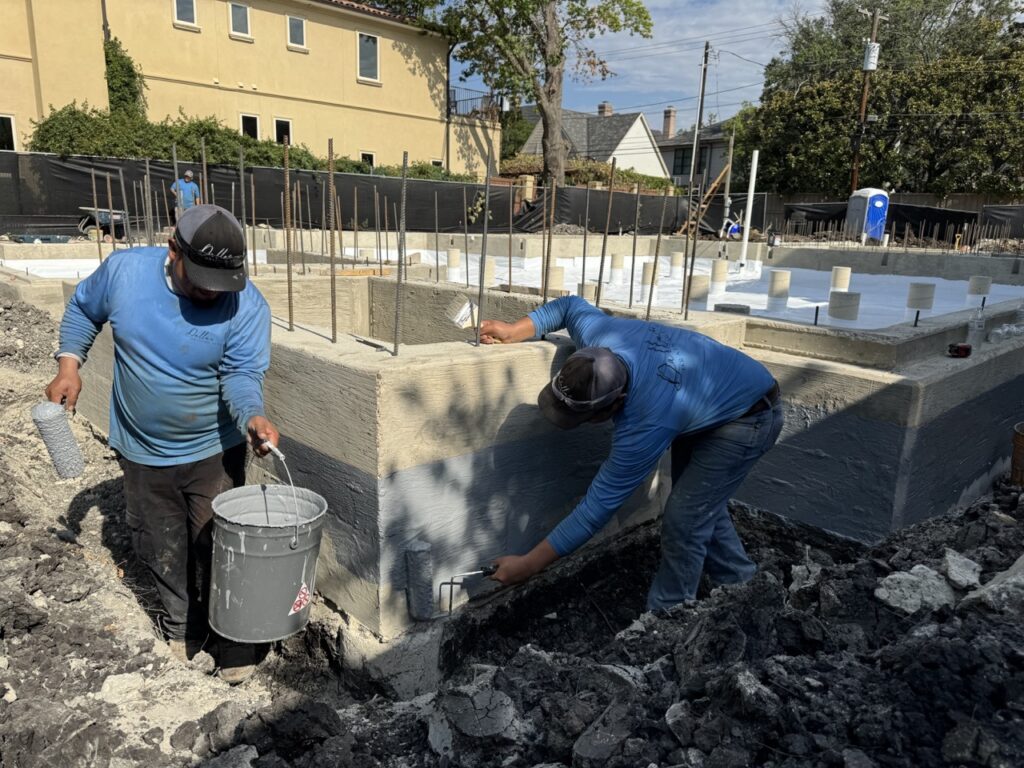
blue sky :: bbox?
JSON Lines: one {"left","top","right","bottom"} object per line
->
{"left": 454, "top": 0, "right": 827, "bottom": 130}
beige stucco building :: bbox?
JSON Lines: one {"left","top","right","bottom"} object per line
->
{"left": 0, "top": 0, "right": 499, "bottom": 176}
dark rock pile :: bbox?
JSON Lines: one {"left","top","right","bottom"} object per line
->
{"left": 208, "top": 488, "right": 1024, "bottom": 767}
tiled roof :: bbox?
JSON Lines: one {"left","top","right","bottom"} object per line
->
{"left": 657, "top": 120, "right": 731, "bottom": 148}
{"left": 520, "top": 110, "right": 645, "bottom": 163}
{"left": 309, "top": 1, "right": 417, "bottom": 26}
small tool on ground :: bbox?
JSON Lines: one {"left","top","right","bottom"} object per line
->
{"left": 439, "top": 565, "right": 497, "bottom": 615}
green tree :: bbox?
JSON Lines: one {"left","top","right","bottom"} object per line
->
{"left": 500, "top": 104, "right": 534, "bottom": 161}
{"left": 738, "top": 0, "right": 1024, "bottom": 195}
{"left": 377, "top": 1, "right": 653, "bottom": 185}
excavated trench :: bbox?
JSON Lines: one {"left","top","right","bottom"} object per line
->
{"left": 3, "top": 297, "right": 1024, "bottom": 768}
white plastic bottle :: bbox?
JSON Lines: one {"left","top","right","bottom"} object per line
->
{"left": 967, "top": 307, "right": 986, "bottom": 348}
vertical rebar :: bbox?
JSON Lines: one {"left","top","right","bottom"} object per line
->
{"left": 374, "top": 186, "right": 382, "bottom": 276}
{"left": 383, "top": 196, "right": 390, "bottom": 270}
{"left": 540, "top": 186, "right": 548, "bottom": 295}
{"left": 393, "top": 202, "right": 401, "bottom": 279}
{"left": 627, "top": 184, "right": 641, "bottom": 309}
{"left": 581, "top": 186, "right": 591, "bottom": 287}
{"left": 91, "top": 169, "right": 103, "bottom": 262}
{"left": 250, "top": 172, "right": 258, "bottom": 277}
{"left": 284, "top": 138, "right": 293, "bottom": 332}
{"left": 132, "top": 181, "right": 141, "bottom": 245}
{"left": 212, "top": 182, "right": 218, "bottom": 209}
{"left": 296, "top": 180, "right": 305, "bottom": 259}
{"left": 462, "top": 186, "right": 470, "bottom": 287}
{"left": 171, "top": 144, "right": 181, "bottom": 222}
{"left": 393, "top": 151, "right": 409, "bottom": 357}
{"left": 646, "top": 189, "right": 670, "bottom": 322}
{"left": 200, "top": 136, "right": 209, "bottom": 202}
{"left": 683, "top": 174, "right": 706, "bottom": 321}
{"left": 595, "top": 158, "right": 618, "bottom": 307}
{"left": 238, "top": 149, "right": 246, "bottom": 263}
{"left": 327, "top": 139, "right": 337, "bottom": 343}
{"left": 475, "top": 145, "right": 493, "bottom": 346}
{"left": 508, "top": 185, "right": 514, "bottom": 293}
{"left": 352, "top": 189, "right": 360, "bottom": 264}
{"left": 336, "top": 194, "right": 343, "bottom": 265}
{"left": 320, "top": 178, "right": 327, "bottom": 259}
{"left": 434, "top": 190, "right": 440, "bottom": 283}
{"left": 543, "top": 182, "right": 557, "bottom": 305}
{"left": 105, "top": 172, "right": 115, "bottom": 253}
{"left": 160, "top": 181, "right": 170, "bottom": 232}
{"left": 230, "top": 182, "right": 236, "bottom": 217}
{"left": 117, "top": 169, "right": 133, "bottom": 248}
{"left": 144, "top": 158, "right": 153, "bottom": 245}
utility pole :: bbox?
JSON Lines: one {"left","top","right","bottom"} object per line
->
{"left": 685, "top": 41, "right": 711, "bottom": 229}
{"left": 850, "top": 7, "right": 888, "bottom": 192}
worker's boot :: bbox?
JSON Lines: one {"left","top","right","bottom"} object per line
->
{"left": 218, "top": 640, "right": 256, "bottom": 685}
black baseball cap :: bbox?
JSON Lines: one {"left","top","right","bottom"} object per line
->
{"left": 173, "top": 204, "right": 247, "bottom": 292}
{"left": 538, "top": 347, "right": 629, "bottom": 429}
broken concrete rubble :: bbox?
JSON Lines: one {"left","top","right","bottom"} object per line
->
{"left": 873, "top": 564, "right": 956, "bottom": 613}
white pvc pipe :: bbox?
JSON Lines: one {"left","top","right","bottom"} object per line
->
{"left": 738, "top": 149, "right": 759, "bottom": 265}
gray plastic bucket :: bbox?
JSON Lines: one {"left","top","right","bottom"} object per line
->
{"left": 209, "top": 484, "right": 327, "bottom": 643}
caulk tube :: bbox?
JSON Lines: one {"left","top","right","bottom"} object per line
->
{"left": 32, "top": 401, "right": 85, "bottom": 478}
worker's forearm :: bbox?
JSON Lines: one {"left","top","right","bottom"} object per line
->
{"left": 528, "top": 538, "right": 560, "bottom": 573}
{"left": 510, "top": 316, "right": 536, "bottom": 343}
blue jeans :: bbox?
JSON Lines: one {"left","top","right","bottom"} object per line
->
{"left": 647, "top": 401, "right": 784, "bottom": 611}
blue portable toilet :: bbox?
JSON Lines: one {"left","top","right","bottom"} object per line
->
{"left": 846, "top": 188, "right": 889, "bottom": 242}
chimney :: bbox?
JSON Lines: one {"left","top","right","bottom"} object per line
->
{"left": 597, "top": 101, "right": 613, "bottom": 117}
{"left": 663, "top": 106, "right": 676, "bottom": 138}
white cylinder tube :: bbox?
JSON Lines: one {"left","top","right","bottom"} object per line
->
{"left": 639, "top": 261, "right": 657, "bottom": 303}
{"left": 830, "top": 266, "right": 852, "bottom": 293}
{"left": 670, "top": 251, "right": 685, "bottom": 279}
{"left": 906, "top": 282, "right": 936, "bottom": 310}
{"left": 446, "top": 248, "right": 464, "bottom": 284}
{"left": 578, "top": 282, "right": 597, "bottom": 301}
{"left": 828, "top": 290, "right": 861, "bottom": 326}
{"left": 609, "top": 252, "right": 624, "bottom": 285}
{"left": 687, "top": 274, "right": 710, "bottom": 311}
{"left": 966, "top": 275, "right": 992, "bottom": 308}
{"left": 767, "top": 269, "right": 791, "bottom": 312}
{"left": 547, "top": 266, "right": 565, "bottom": 293}
{"left": 710, "top": 259, "right": 729, "bottom": 296}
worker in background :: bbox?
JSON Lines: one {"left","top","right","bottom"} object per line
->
{"left": 170, "top": 169, "right": 201, "bottom": 221}
{"left": 45, "top": 204, "right": 278, "bottom": 684}
{"left": 481, "top": 296, "right": 783, "bottom": 611}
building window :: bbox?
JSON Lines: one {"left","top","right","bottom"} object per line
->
{"left": 431, "top": 160, "right": 443, "bottom": 168}
{"left": 0, "top": 116, "right": 14, "bottom": 151}
{"left": 275, "top": 119, "right": 292, "bottom": 144}
{"left": 240, "top": 114, "right": 259, "bottom": 139}
{"left": 287, "top": 16, "right": 306, "bottom": 48}
{"left": 174, "top": 0, "right": 196, "bottom": 26}
{"left": 358, "top": 33, "right": 379, "bottom": 81}
{"left": 672, "top": 147, "right": 691, "bottom": 177}
{"left": 229, "top": 3, "right": 250, "bottom": 37}
{"left": 360, "top": 152, "right": 375, "bottom": 167}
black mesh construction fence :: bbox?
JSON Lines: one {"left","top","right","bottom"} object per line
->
{"left": 0, "top": 151, "right": 759, "bottom": 238}
{"left": 784, "top": 200, "right": 981, "bottom": 238}
{"left": 982, "top": 205, "right": 1024, "bottom": 238}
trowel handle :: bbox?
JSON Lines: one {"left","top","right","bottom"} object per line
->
{"left": 261, "top": 440, "right": 286, "bottom": 461}
{"left": 480, "top": 564, "right": 497, "bottom": 577}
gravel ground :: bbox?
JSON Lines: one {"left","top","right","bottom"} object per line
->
{"left": 1, "top": 298, "right": 1023, "bottom": 768}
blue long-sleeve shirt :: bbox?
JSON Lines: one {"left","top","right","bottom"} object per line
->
{"left": 529, "top": 297, "right": 774, "bottom": 556}
{"left": 58, "top": 248, "right": 271, "bottom": 466}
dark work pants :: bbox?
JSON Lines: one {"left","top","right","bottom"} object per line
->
{"left": 120, "top": 442, "right": 247, "bottom": 641}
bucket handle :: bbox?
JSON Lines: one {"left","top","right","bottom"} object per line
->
{"left": 263, "top": 441, "right": 300, "bottom": 549}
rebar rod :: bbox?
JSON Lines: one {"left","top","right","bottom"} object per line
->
{"left": 628, "top": 184, "right": 641, "bottom": 308}
{"left": 475, "top": 146, "right": 493, "bottom": 346}
{"left": 646, "top": 189, "right": 670, "bottom": 322}
{"left": 383, "top": 196, "right": 390, "bottom": 271}
{"left": 539, "top": 186, "right": 548, "bottom": 296}
{"left": 131, "top": 180, "right": 141, "bottom": 245}
{"left": 581, "top": 186, "right": 591, "bottom": 287}
{"left": 434, "top": 190, "right": 440, "bottom": 283}
{"left": 374, "top": 186, "right": 382, "bottom": 276}
{"left": 352, "top": 188, "right": 360, "bottom": 264}
{"left": 393, "top": 152, "right": 409, "bottom": 357}
{"left": 200, "top": 137, "right": 209, "bottom": 202}
{"left": 508, "top": 185, "right": 514, "bottom": 293}
{"left": 462, "top": 186, "right": 470, "bottom": 287}
{"left": 171, "top": 144, "right": 181, "bottom": 222}
{"left": 284, "top": 138, "right": 293, "bottom": 331}
{"left": 250, "top": 173, "right": 258, "bottom": 277}
{"left": 594, "top": 158, "right": 618, "bottom": 307}
{"left": 320, "top": 177, "right": 327, "bottom": 259}
{"left": 105, "top": 172, "right": 115, "bottom": 253}
{"left": 542, "top": 181, "right": 557, "bottom": 305}
{"left": 328, "top": 139, "right": 337, "bottom": 343}
{"left": 118, "top": 169, "right": 133, "bottom": 248}
{"left": 91, "top": 169, "right": 103, "bottom": 262}
{"left": 683, "top": 174, "right": 706, "bottom": 321}
{"left": 238, "top": 149, "right": 246, "bottom": 266}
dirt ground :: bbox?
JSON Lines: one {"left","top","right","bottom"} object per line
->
{"left": 2, "top": 297, "right": 1024, "bottom": 768}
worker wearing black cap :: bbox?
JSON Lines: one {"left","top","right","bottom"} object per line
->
{"left": 481, "top": 295, "right": 783, "bottom": 611}
{"left": 46, "top": 204, "right": 279, "bottom": 682}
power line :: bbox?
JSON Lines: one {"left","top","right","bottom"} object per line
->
{"left": 591, "top": 21, "right": 786, "bottom": 56}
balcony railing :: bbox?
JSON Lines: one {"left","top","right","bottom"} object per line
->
{"left": 448, "top": 86, "right": 500, "bottom": 120}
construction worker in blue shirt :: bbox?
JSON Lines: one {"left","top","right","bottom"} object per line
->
{"left": 481, "top": 296, "right": 783, "bottom": 611}
{"left": 170, "top": 169, "right": 201, "bottom": 221}
{"left": 46, "top": 204, "right": 278, "bottom": 683}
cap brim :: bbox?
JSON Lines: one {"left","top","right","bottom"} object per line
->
{"left": 183, "top": 255, "right": 246, "bottom": 293}
{"left": 537, "top": 384, "right": 593, "bottom": 430}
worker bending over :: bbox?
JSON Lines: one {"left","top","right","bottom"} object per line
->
{"left": 481, "top": 296, "right": 783, "bottom": 611}
{"left": 46, "top": 205, "right": 279, "bottom": 683}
